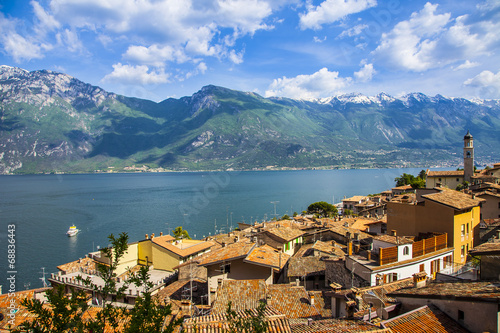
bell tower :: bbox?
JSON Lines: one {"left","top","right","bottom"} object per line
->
{"left": 463, "top": 130, "right": 474, "bottom": 183}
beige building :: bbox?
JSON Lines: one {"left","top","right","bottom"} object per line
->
{"left": 387, "top": 188, "right": 484, "bottom": 264}
{"left": 425, "top": 170, "right": 464, "bottom": 189}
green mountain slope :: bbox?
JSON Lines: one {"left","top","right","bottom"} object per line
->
{"left": 1, "top": 66, "right": 499, "bottom": 174}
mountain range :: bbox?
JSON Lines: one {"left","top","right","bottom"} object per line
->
{"left": 1, "top": 65, "right": 499, "bottom": 174}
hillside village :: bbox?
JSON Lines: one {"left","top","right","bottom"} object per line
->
{"left": 2, "top": 132, "right": 500, "bottom": 333}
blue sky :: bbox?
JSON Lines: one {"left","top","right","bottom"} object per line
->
{"left": 1, "top": 0, "right": 499, "bottom": 101}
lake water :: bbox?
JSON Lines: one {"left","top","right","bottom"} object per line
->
{"left": 0, "top": 168, "right": 426, "bottom": 291}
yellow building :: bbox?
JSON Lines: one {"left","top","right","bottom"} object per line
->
{"left": 138, "top": 234, "right": 215, "bottom": 272}
{"left": 387, "top": 188, "right": 484, "bottom": 264}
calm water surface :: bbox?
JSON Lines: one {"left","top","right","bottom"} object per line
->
{"left": 0, "top": 168, "right": 425, "bottom": 291}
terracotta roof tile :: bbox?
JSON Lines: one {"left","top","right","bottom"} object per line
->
{"left": 289, "top": 318, "right": 388, "bottom": 332}
{"left": 427, "top": 170, "right": 464, "bottom": 177}
{"left": 422, "top": 189, "right": 484, "bottom": 210}
{"left": 266, "top": 284, "right": 322, "bottom": 319}
{"left": 469, "top": 241, "right": 500, "bottom": 255}
{"left": 312, "top": 240, "right": 346, "bottom": 257}
{"left": 183, "top": 307, "right": 292, "bottom": 333}
{"left": 197, "top": 242, "right": 255, "bottom": 266}
{"left": 263, "top": 227, "right": 305, "bottom": 243}
{"left": 245, "top": 244, "right": 291, "bottom": 270}
{"left": 381, "top": 305, "right": 469, "bottom": 333}
{"left": 57, "top": 256, "right": 97, "bottom": 274}
{"left": 388, "top": 281, "right": 500, "bottom": 301}
{"left": 211, "top": 279, "right": 267, "bottom": 313}
{"left": 287, "top": 256, "right": 326, "bottom": 278}
{"left": 152, "top": 236, "right": 216, "bottom": 258}
{"left": 374, "top": 234, "right": 413, "bottom": 245}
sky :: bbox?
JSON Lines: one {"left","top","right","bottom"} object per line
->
{"left": 0, "top": 0, "right": 499, "bottom": 101}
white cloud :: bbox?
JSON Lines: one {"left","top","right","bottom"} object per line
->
{"left": 354, "top": 63, "right": 375, "bottom": 82}
{"left": 338, "top": 24, "right": 368, "bottom": 38}
{"left": 299, "top": 0, "right": 377, "bottom": 30}
{"left": 0, "top": 14, "right": 45, "bottom": 62}
{"left": 454, "top": 60, "right": 480, "bottom": 71}
{"left": 124, "top": 45, "right": 188, "bottom": 67}
{"left": 229, "top": 49, "right": 244, "bottom": 64}
{"left": 265, "top": 67, "right": 352, "bottom": 99}
{"left": 313, "top": 36, "right": 327, "bottom": 43}
{"left": 102, "top": 63, "right": 170, "bottom": 85}
{"left": 373, "top": 3, "right": 500, "bottom": 72}
{"left": 464, "top": 70, "right": 500, "bottom": 98}
{"left": 373, "top": 3, "right": 451, "bottom": 71}
{"left": 31, "top": 0, "right": 60, "bottom": 35}
{"left": 57, "top": 29, "right": 84, "bottom": 53}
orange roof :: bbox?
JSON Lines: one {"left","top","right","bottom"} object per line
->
{"left": 266, "top": 284, "right": 322, "bottom": 319}
{"left": 57, "top": 256, "right": 97, "bottom": 273}
{"left": 422, "top": 189, "right": 484, "bottom": 210}
{"left": 211, "top": 279, "right": 267, "bottom": 313}
{"left": 263, "top": 227, "right": 305, "bottom": 242}
{"left": 426, "top": 170, "right": 464, "bottom": 177}
{"left": 197, "top": 241, "right": 255, "bottom": 266}
{"left": 152, "top": 235, "right": 215, "bottom": 258}
{"left": 244, "top": 244, "right": 290, "bottom": 270}
{"left": 381, "top": 305, "right": 469, "bottom": 332}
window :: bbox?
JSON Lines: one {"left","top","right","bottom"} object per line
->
{"left": 461, "top": 245, "right": 465, "bottom": 257}
{"left": 461, "top": 224, "right": 465, "bottom": 237}
{"left": 466, "top": 223, "right": 469, "bottom": 235}
{"left": 419, "top": 264, "right": 425, "bottom": 272}
{"left": 403, "top": 246, "right": 409, "bottom": 256}
{"left": 220, "top": 263, "right": 231, "bottom": 273}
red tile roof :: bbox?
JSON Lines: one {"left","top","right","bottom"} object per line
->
{"left": 422, "top": 189, "right": 484, "bottom": 210}
{"left": 197, "top": 242, "right": 256, "bottom": 266}
{"left": 388, "top": 281, "right": 500, "bottom": 301}
{"left": 381, "top": 305, "right": 469, "bottom": 333}
{"left": 211, "top": 279, "right": 267, "bottom": 313}
{"left": 152, "top": 236, "right": 216, "bottom": 258}
{"left": 183, "top": 306, "right": 291, "bottom": 333}
{"left": 266, "top": 284, "right": 322, "bottom": 319}
{"left": 244, "top": 244, "right": 291, "bottom": 270}
{"left": 289, "top": 318, "right": 389, "bottom": 332}
{"left": 263, "top": 227, "right": 305, "bottom": 243}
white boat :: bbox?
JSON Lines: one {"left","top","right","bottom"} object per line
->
{"left": 66, "top": 225, "right": 79, "bottom": 237}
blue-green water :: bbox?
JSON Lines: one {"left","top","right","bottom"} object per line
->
{"left": 0, "top": 168, "right": 424, "bottom": 291}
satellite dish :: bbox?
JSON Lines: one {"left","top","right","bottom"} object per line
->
{"left": 362, "top": 292, "right": 386, "bottom": 320}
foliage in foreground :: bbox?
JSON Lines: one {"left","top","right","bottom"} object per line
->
{"left": 15, "top": 232, "right": 182, "bottom": 333}
{"left": 226, "top": 300, "right": 269, "bottom": 333}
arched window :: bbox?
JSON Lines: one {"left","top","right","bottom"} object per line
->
{"left": 403, "top": 246, "right": 409, "bottom": 256}
{"left": 466, "top": 151, "right": 471, "bottom": 158}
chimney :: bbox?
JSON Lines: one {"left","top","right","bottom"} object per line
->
{"left": 346, "top": 231, "right": 351, "bottom": 240}
{"left": 160, "top": 232, "right": 163, "bottom": 236}
{"left": 151, "top": 233, "right": 155, "bottom": 239}
{"left": 391, "top": 230, "right": 397, "bottom": 237}
{"left": 145, "top": 234, "right": 149, "bottom": 239}
{"left": 366, "top": 250, "right": 371, "bottom": 261}
{"left": 354, "top": 244, "right": 360, "bottom": 254}
{"left": 307, "top": 318, "right": 313, "bottom": 326}
{"left": 310, "top": 295, "right": 315, "bottom": 305}
{"left": 413, "top": 272, "right": 427, "bottom": 288}
{"left": 354, "top": 233, "right": 359, "bottom": 241}
{"left": 348, "top": 241, "right": 353, "bottom": 256}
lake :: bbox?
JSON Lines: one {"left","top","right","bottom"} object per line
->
{"left": 0, "top": 168, "right": 426, "bottom": 291}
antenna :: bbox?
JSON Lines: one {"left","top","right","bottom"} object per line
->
{"left": 270, "top": 201, "right": 279, "bottom": 219}
{"left": 39, "top": 267, "right": 48, "bottom": 288}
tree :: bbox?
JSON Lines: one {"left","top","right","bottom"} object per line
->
{"left": 226, "top": 300, "right": 269, "bottom": 333}
{"left": 15, "top": 233, "right": 181, "bottom": 333}
{"left": 394, "top": 171, "right": 426, "bottom": 189}
{"left": 173, "top": 226, "right": 191, "bottom": 240}
{"left": 16, "top": 285, "right": 89, "bottom": 333}
{"left": 281, "top": 214, "right": 291, "bottom": 220}
{"left": 307, "top": 201, "right": 338, "bottom": 218}
{"left": 456, "top": 181, "right": 470, "bottom": 191}
{"left": 124, "top": 265, "right": 182, "bottom": 333}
